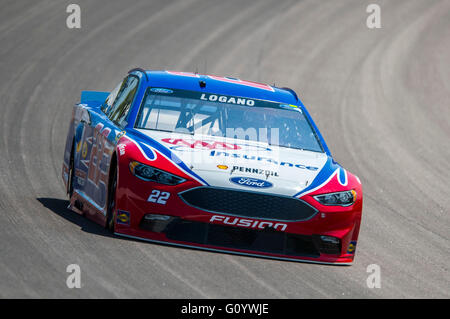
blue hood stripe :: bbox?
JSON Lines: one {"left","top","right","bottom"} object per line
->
{"left": 294, "top": 157, "right": 341, "bottom": 197}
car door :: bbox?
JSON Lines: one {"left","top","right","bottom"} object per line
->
{"left": 71, "top": 80, "right": 121, "bottom": 212}
{"left": 87, "top": 75, "right": 140, "bottom": 210}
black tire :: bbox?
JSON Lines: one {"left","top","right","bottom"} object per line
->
{"left": 106, "top": 167, "right": 117, "bottom": 232}
{"left": 67, "top": 142, "right": 75, "bottom": 198}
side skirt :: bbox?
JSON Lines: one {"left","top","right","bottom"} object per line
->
{"left": 69, "top": 190, "right": 107, "bottom": 226}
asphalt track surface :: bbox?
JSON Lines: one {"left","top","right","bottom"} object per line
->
{"left": 0, "top": 0, "right": 449, "bottom": 298}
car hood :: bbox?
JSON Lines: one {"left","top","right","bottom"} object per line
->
{"left": 136, "top": 129, "right": 329, "bottom": 196}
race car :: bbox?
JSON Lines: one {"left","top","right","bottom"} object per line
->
{"left": 62, "top": 68, "right": 362, "bottom": 265}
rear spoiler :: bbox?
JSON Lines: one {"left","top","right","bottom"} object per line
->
{"left": 80, "top": 91, "right": 109, "bottom": 104}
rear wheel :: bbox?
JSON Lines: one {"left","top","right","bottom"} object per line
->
{"left": 106, "top": 167, "right": 117, "bottom": 232}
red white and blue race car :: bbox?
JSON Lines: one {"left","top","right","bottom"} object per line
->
{"left": 62, "top": 69, "right": 362, "bottom": 265}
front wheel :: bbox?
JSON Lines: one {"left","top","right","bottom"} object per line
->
{"left": 106, "top": 168, "right": 117, "bottom": 232}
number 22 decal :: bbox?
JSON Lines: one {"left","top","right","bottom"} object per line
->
{"left": 147, "top": 190, "right": 170, "bottom": 204}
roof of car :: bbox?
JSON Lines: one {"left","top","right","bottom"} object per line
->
{"left": 132, "top": 70, "right": 301, "bottom": 105}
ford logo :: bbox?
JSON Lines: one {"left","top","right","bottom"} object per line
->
{"left": 150, "top": 88, "right": 173, "bottom": 94}
{"left": 229, "top": 177, "right": 273, "bottom": 188}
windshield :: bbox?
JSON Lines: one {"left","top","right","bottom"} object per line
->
{"left": 134, "top": 88, "right": 324, "bottom": 152}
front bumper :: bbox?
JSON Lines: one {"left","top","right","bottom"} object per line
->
{"left": 114, "top": 179, "right": 361, "bottom": 265}
{"left": 117, "top": 215, "right": 356, "bottom": 264}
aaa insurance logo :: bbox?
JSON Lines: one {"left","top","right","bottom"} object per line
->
{"left": 161, "top": 138, "right": 272, "bottom": 152}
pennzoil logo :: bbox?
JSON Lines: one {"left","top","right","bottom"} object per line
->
{"left": 116, "top": 211, "right": 130, "bottom": 225}
{"left": 231, "top": 166, "right": 279, "bottom": 177}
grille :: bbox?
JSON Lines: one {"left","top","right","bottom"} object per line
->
{"left": 158, "top": 218, "right": 320, "bottom": 258}
{"left": 179, "top": 187, "right": 317, "bottom": 221}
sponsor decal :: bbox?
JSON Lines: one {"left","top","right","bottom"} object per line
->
{"left": 279, "top": 104, "right": 301, "bottom": 112}
{"left": 118, "top": 144, "right": 126, "bottom": 156}
{"left": 77, "top": 177, "right": 85, "bottom": 186}
{"left": 279, "top": 104, "right": 298, "bottom": 109}
{"left": 210, "top": 150, "right": 319, "bottom": 171}
{"left": 116, "top": 211, "right": 130, "bottom": 225}
{"left": 200, "top": 93, "right": 255, "bottom": 106}
{"left": 347, "top": 241, "right": 357, "bottom": 254}
{"left": 150, "top": 88, "right": 173, "bottom": 94}
{"left": 81, "top": 141, "right": 88, "bottom": 158}
{"left": 162, "top": 138, "right": 241, "bottom": 150}
{"left": 231, "top": 166, "right": 279, "bottom": 177}
{"left": 115, "top": 130, "right": 126, "bottom": 142}
{"left": 74, "top": 169, "right": 86, "bottom": 179}
{"left": 161, "top": 138, "right": 271, "bottom": 152}
{"left": 229, "top": 176, "right": 273, "bottom": 188}
{"left": 210, "top": 215, "right": 287, "bottom": 231}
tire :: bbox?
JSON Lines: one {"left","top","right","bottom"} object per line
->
{"left": 106, "top": 167, "right": 117, "bottom": 232}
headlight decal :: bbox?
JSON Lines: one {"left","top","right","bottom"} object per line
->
{"left": 313, "top": 190, "right": 356, "bottom": 206}
{"left": 123, "top": 132, "right": 210, "bottom": 186}
{"left": 129, "top": 161, "right": 186, "bottom": 185}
